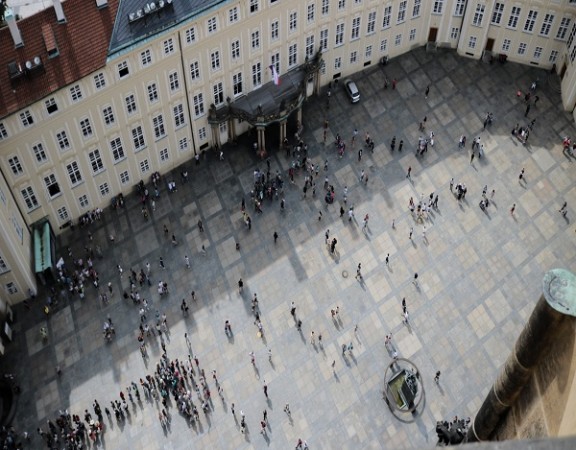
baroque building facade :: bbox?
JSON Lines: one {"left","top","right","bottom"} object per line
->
{"left": 1, "top": 0, "right": 576, "bottom": 304}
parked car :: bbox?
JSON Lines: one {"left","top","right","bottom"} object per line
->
{"left": 344, "top": 79, "right": 360, "bottom": 103}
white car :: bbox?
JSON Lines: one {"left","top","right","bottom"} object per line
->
{"left": 345, "top": 79, "right": 360, "bottom": 103}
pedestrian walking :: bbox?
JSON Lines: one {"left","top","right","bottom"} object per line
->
{"left": 425, "top": 85, "right": 430, "bottom": 98}
{"left": 159, "top": 257, "right": 165, "bottom": 269}
{"left": 385, "top": 253, "right": 389, "bottom": 266}
{"left": 318, "top": 210, "right": 322, "bottom": 221}
{"left": 290, "top": 301, "right": 296, "bottom": 317}
{"left": 284, "top": 404, "right": 291, "bottom": 415}
{"left": 525, "top": 103, "right": 531, "bottom": 117}
{"left": 117, "top": 264, "right": 123, "bottom": 277}
{"left": 406, "top": 166, "right": 412, "bottom": 179}
{"left": 470, "top": 152, "right": 475, "bottom": 164}
{"left": 198, "top": 220, "right": 204, "bottom": 232}
{"left": 263, "top": 383, "right": 268, "bottom": 398}
{"left": 559, "top": 202, "right": 568, "bottom": 217}
{"left": 273, "top": 231, "right": 279, "bottom": 243}
{"left": 238, "top": 278, "right": 244, "bottom": 294}
{"left": 356, "top": 263, "right": 362, "bottom": 280}
{"left": 519, "top": 168, "right": 525, "bottom": 184}
{"left": 184, "top": 255, "right": 190, "bottom": 269}
{"left": 391, "top": 136, "right": 396, "bottom": 151}
{"left": 434, "top": 371, "right": 441, "bottom": 383}
{"left": 325, "top": 229, "right": 330, "bottom": 244}
{"left": 398, "top": 140, "right": 403, "bottom": 152}
{"left": 409, "top": 227, "right": 413, "bottom": 240}
{"left": 413, "top": 272, "right": 419, "bottom": 286}
{"left": 510, "top": 203, "right": 516, "bottom": 215}
{"left": 310, "top": 331, "right": 315, "bottom": 345}
{"left": 450, "top": 178, "right": 454, "bottom": 192}
{"left": 358, "top": 148, "right": 362, "bottom": 161}
{"left": 330, "top": 238, "right": 338, "bottom": 254}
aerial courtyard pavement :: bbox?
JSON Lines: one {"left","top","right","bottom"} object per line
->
{"left": 4, "top": 47, "right": 576, "bottom": 449}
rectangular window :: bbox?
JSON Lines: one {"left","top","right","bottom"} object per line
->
{"left": 229, "top": 6, "right": 239, "bottom": 23}
{"left": 190, "top": 61, "right": 200, "bottom": 80}
{"left": 271, "top": 20, "right": 279, "bottom": 40}
{"left": 251, "top": 30, "right": 260, "bottom": 50}
{"left": 132, "top": 126, "right": 146, "bottom": 151}
{"left": 395, "top": 34, "right": 402, "bottom": 46}
{"left": 44, "top": 173, "right": 61, "bottom": 198}
{"left": 508, "top": 6, "right": 521, "bottom": 29}
{"left": 468, "top": 36, "right": 477, "bottom": 49}
{"left": 409, "top": 28, "right": 416, "bottom": 41}
{"left": 289, "top": 11, "right": 297, "bottom": 32}
{"left": 289, "top": 43, "right": 298, "bottom": 67}
{"left": 320, "top": 29, "right": 328, "bottom": 51}
{"left": 56, "top": 130, "right": 70, "bottom": 151}
{"left": 569, "top": 24, "right": 576, "bottom": 49}
{"left": 89, "top": 149, "right": 104, "bottom": 173}
{"left": 125, "top": 94, "right": 137, "bottom": 114}
{"left": 9, "top": 156, "right": 23, "bottom": 176}
{"left": 365, "top": 45, "right": 372, "bottom": 58}
{"left": 334, "top": 56, "right": 342, "bottom": 69}
{"left": 186, "top": 27, "right": 196, "bottom": 44}
{"left": 169, "top": 71, "right": 180, "bottom": 91}
{"left": 21, "top": 186, "right": 39, "bottom": 210}
{"left": 179, "top": 137, "right": 189, "bottom": 151}
{"left": 174, "top": 104, "right": 185, "bottom": 127}
{"left": 350, "top": 51, "right": 357, "bottom": 64}
{"left": 250, "top": 0, "right": 259, "bottom": 13}
{"left": 211, "top": 50, "right": 221, "bottom": 70}
{"left": 397, "top": 1, "right": 406, "bottom": 23}
{"left": 118, "top": 61, "right": 129, "bottom": 78}
{"left": 252, "top": 62, "right": 262, "bottom": 87}
{"left": 540, "top": 14, "right": 554, "bottom": 36}
{"left": 380, "top": 39, "right": 387, "bottom": 52}
{"left": 159, "top": 148, "right": 169, "bottom": 162}
{"left": 517, "top": 42, "right": 527, "bottom": 55}
{"left": 213, "top": 82, "right": 224, "bottom": 106}
{"left": 231, "top": 40, "right": 240, "bottom": 60}
{"left": 198, "top": 127, "right": 207, "bottom": 140}
{"left": 57, "top": 206, "right": 68, "bottom": 221}
{"left": 450, "top": 27, "right": 459, "bottom": 39}
{"left": 140, "top": 159, "right": 150, "bottom": 173}
{"left": 412, "top": 0, "right": 421, "bottom": 18}
{"left": 557, "top": 18, "right": 571, "bottom": 40}
{"left": 382, "top": 5, "right": 391, "bottom": 28}
{"left": 432, "top": 0, "right": 443, "bottom": 14}
{"left": 533, "top": 46, "right": 542, "bottom": 59}
{"left": 207, "top": 17, "right": 218, "bottom": 34}
{"left": 193, "top": 93, "right": 205, "bottom": 117}
{"left": 233, "top": 73, "right": 243, "bottom": 96}
{"left": 153, "top": 115, "right": 166, "bottom": 139}
{"left": 0, "top": 123, "right": 7, "bottom": 140}
{"left": 271, "top": 52, "right": 280, "bottom": 73}
{"left": 307, "top": 3, "right": 315, "bottom": 22}
{"left": 0, "top": 256, "right": 8, "bottom": 274}
{"left": 351, "top": 17, "right": 360, "bottom": 40}
{"left": 147, "top": 83, "right": 159, "bottom": 102}
{"left": 501, "top": 38, "right": 511, "bottom": 51}
{"left": 70, "top": 84, "right": 83, "bottom": 101}
{"left": 338, "top": 0, "right": 345, "bottom": 10}
{"left": 32, "top": 142, "right": 47, "bottom": 163}
{"left": 454, "top": 0, "right": 465, "bottom": 16}
{"left": 524, "top": 10, "right": 537, "bottom": 33}
{"left": 110, "top": 137, "right": 125, "bottom": 162}
{"left": 99, "top": 182, "right": 110, "bottom": 197}
{"left": 20, "top": 110, "right": 34, "bottom": 127}
{"left": 336, "top": 23, "right": 344, "bottom": 46}
{"left": 80, "top": 118, "right": 92, "bottom": 138}
{"left": 94, "top": 73, "right": 106, "bottom": 89}
{"left": 102, "top": 106, "right": 115, "bottom": 125}
{"left": 141, "top": 49, "right": 152, "bottom": 66}
{"left": 367, "top": 11, "right": 376, "bottom": 34}
{"left": 45, "top": 97, "right": 58, "bottom": 114}
{"left": 549, "top": 50, "right": 559, "bottom": 63}
{"left": 120, "top": 171, "right": 130, "bottom": 185}
{"left": 322, "top": 0, "right": 329, "bottom": 15}
{"left": 306, "top": 35, "right": 315, "bottom": 57}
{"left": 67, "top": 161, "right": 82, "bottom": 186}
{"left": 163, "top": 38, "right": 174, "bottom": 55}
{"left": 472, "top": 4, "right": 485, "bottom": 27}
{"left": 78, "top": 194, "right": 89, "bottom": 209}
{"left": 492, "top": 2, "right": 504, "bottom": 25}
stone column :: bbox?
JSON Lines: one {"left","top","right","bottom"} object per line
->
{"left": 468, "top": 269, "right": 576, "bottom": 442}
{"left": 210, "top": 124, "right": 220, "bottom": 149}
{"left": 228, "top": 118, "right": 236, "bottom": 143}
{"left": 257, "top": 126, "right": 266, "bottom": 153}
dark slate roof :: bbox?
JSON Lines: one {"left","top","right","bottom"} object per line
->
{"left": 0, "top": 0, "right": 119, "bottom": 120}
{"left": 109, "top": 0, "right": 223, "bottom": 55}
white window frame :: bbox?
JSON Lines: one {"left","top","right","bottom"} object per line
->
{"left": 169, "top": 71, "right": 180, "bottom": 92}
{"left": 88, "top": 149, "right": 104, "bottom": 174}
{"left": 20, "top": 110, "right": 34, "bottom": 127}
{"left": 173, "top": 104, "right": 186, "bottom": 127}
{"left": 472, "top": 4, "right": 485, "bottom": 27}
{"left": 140, "top": 49, "right": 152, "bottom": 67}
{"left": 524, "top": 10, "right": 538, "bottom": 33}
{"left": 492, "top": 2, "right": 504, "bottom": 25}
{"left": 382, "top": 5, "right": 391, "bottom": 29}
{"left": 32, "top": 142, "right": 48, "bottom": 163}
{"left": 193, "top": 93, "right": 205, "bottom": 117}
{"left": 117, "top": 60, "right": 129, "bottom": 78}
{"left": 351, "top": 16, "right": 360, "bottom": 40}
{"left": 45, "top": 97, "right": 58, "bottom": 114}
{"left": 80, "top": 118, "right": 93, "bottom": 138}
{"left": 102, "top": 105, "right": 115, "bottom": 126}
{"left": 56, "top": 130, "right": 70, "bottom": 151}
{"left": 125, "top": 94, "right": 137, "bottom": 115}
{"left": 397, "top": 1, "right": 406, "bottom": 24}
{"left": 132, "top": 126, "right": 146, "bottom": 151}
{"left": 190, "top": 61, "right": 200, "bottom": 80}
{"left": 21, "top": 186, "right": 39, "bottom": 211}
{"left": 70, "top": 84, "right": 83, "bottom": 102}
{"left": 66, "top": 161, "right": 83, "bottom": 186}
{"left": 163, "top": 38, "right": 174, "bottom": 55}
{"left": 147, "top": 83, "right": 159, "bottom": 102}
{"left": 78, "top": 194, "right": 89, "bottom": 209}
{"left": 540, "top": 14, "right": 554, "bottom": 37}
{"left": 152, "top": 114, "right": 166, "bottom": 139}
{"left": 110, "top": 137, "right": 125, "bottom": 162}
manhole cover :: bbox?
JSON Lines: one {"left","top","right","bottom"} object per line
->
{"left": 342, "top": 270, "right": 348, "bottom": 278}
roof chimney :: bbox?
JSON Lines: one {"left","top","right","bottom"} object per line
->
{"left": 96, "top": 0, "right": 108, "bottom": 8}
{"left": 5, "top": 8, "right": 24, "bottom": 48}
{"left": 52, "top": 0, "right": 66, "bottom": 23}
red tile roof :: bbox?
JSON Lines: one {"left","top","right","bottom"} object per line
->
{"left": 0, "top": 0, "right": 119, "bottom": 120}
